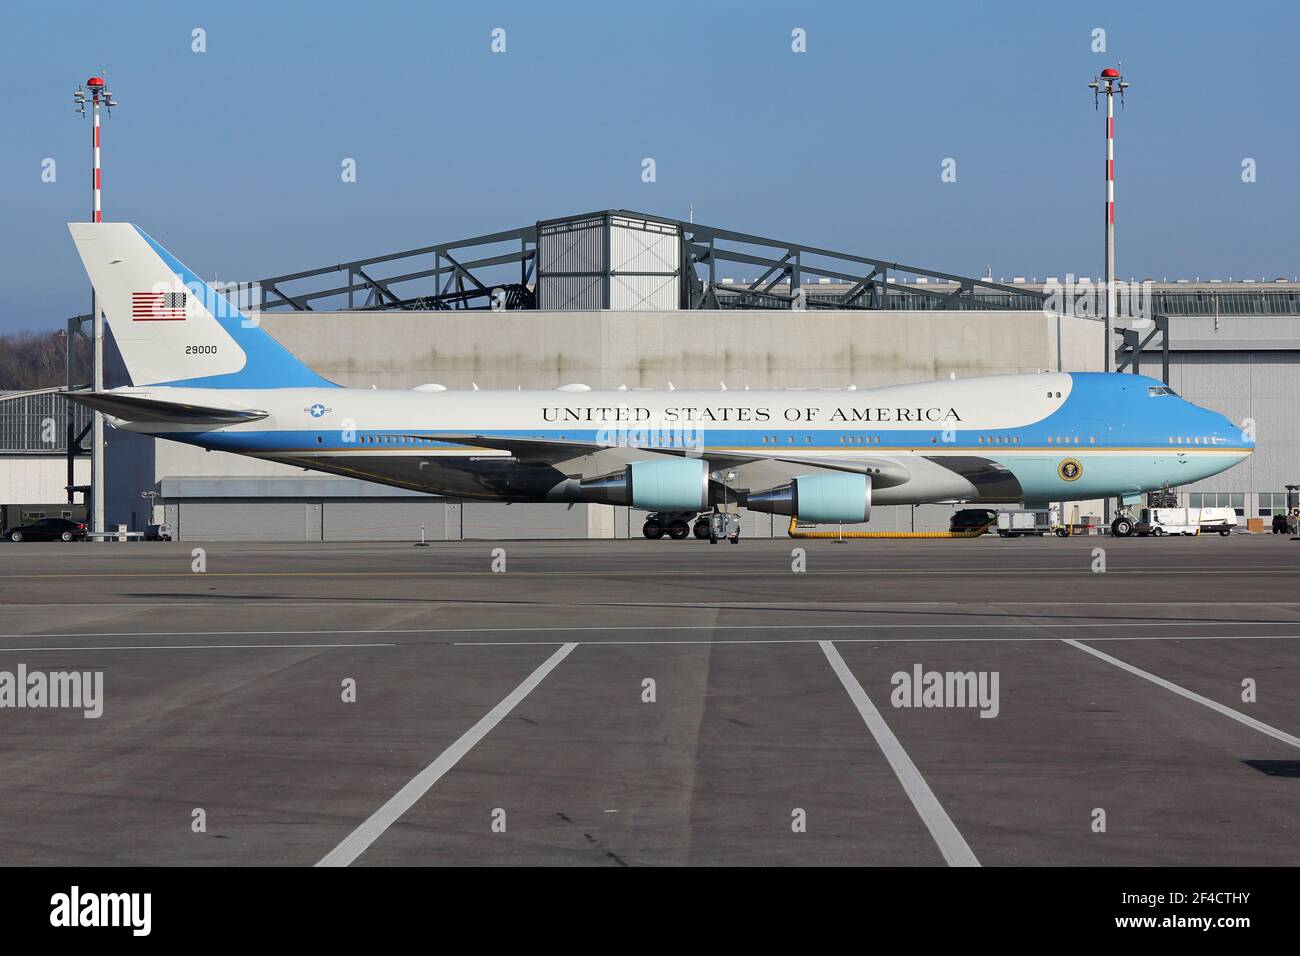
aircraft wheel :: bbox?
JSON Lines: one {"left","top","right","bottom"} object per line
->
{"left": 693, "top": 520, "right": 710, "bottom": 539}
{"left": 667, "top": 520, "right": 690, "bottom": 540}
{"left": 642, "top": 521, "right": 665, "bottom": 540}
{"left": 1111, "top": 517, "right": 1134, "bottom": 538}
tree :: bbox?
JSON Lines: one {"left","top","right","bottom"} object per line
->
{"left": 0, "top": 330, "right": 91, "bottom": 391}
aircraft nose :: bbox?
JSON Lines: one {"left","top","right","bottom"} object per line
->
{"left": 1214, "top": 409, "right": 1251, "bottom": 448}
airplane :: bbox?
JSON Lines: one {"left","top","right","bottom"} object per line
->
{"left": 66, "top": 222, "right": 1253, "bottom": 541}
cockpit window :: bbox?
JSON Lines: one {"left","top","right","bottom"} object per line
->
{"left": 1147, "top": 385, "right": 1178, "bottom": 397}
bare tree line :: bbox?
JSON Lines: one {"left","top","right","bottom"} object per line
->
{"left": 0, "top": 330, "right": 91, "bottom": 391}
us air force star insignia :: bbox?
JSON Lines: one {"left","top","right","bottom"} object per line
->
{"left": 307, "top": 403, "right": 328, "bottom": 418}
{"left": 1058, "top": 458, "right": 1083, "bottom": 481}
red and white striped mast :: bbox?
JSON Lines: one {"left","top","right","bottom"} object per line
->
{"left": 1089, "top": 66, "right": 1129, "bottom": 372}
{"left": 74, "top": 74, "right": 117, "bottom": 536}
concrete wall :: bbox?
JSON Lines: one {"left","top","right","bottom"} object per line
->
{"left": 258, "top": 308, "right": 1105, "bottom": 389}
{"left": 106, "top": 307, "right": 1105, "bottom": 537}
{"left": 0, "top": 455, "right": 89, "bottom": 505}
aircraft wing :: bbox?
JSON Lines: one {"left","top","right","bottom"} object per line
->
{"left": 408, "top": 432, "right": 912, "bottom": 489}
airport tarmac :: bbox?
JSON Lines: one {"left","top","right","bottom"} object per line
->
{"left": 1, "top": 533, "right": 1298, "bottom": 866}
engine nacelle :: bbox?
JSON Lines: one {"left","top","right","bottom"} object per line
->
{"left": 747, "top": 473, "right": 871, "bottom": 523}
{"left": 578, "top": 459, "right": 710, "bottom": 512}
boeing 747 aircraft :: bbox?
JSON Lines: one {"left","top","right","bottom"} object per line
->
{"left": 67, "top": 223, "right": 1252, "bottom": 539}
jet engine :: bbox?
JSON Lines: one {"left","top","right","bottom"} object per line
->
{"left": 577, "top": 459, "right": 710, "bottom": 512}
{"left": 746, "top": 473, "right": 871, "bottom": 523}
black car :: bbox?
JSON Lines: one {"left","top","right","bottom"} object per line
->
{"left": 950, "top": 508, "right": 998, "bottom": 533}
{"left": 4, "top": 517, "right": 88, "bottom": 542}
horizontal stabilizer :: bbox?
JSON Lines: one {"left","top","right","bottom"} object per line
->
{"left": 62, "top": 391, "right": 268, "bottom": 425}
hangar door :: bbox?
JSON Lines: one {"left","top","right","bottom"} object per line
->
{"left": 322, "top": 501, "right": 450, "bottom": 541}
{"left": 177, "top": 501, "right": 322, "bottom": 541}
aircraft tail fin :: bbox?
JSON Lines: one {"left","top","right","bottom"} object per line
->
{"left": 67, "top": 222, "right": 335, "bottom": 390}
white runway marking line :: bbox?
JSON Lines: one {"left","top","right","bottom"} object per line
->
{"left": 7, "top": 601, "right": 1300, "bottom": 609}
{"left": 1063, "top": 639, "right": 1300, "bottom": 750}
{"left": 458, "top": 633, "right": 1300, "bottom": 647}
{"left": 316, "top": 641, "right": 578, "bottom": 868}
{"left": 0, "top": 620, "right": 1295, "bottom": 642}
{"left": 819, "top": 640, "right": 980, "bottom": 868}
{"left": 0, "top": 643, "right": 393, "bottom": 653}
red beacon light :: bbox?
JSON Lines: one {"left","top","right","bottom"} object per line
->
{"left": 1100, "top": 68, "right": 1120, "bottom": 78}
{"left": 86, "top": 76, "right": 105, "bottom": 87}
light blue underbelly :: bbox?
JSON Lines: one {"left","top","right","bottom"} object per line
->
{"left": 998, "top": 451, "right": 1249, "bottom": 501}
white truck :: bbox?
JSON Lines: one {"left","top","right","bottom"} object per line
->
{"left": 996, "top": 507, "right": 1061, "bottom": 537}
{"left": 1134, "top": 507, "right": 1237, "bottom": 537}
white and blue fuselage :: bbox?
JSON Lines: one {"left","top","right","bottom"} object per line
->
{"left": 67, "top": 223, "right": 1252, "bottom": 521}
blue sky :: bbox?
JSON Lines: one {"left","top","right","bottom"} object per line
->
{"left": 1, "top": 0, "right": 1296, "bottom": 332}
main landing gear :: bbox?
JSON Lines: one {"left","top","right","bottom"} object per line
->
{"left": 642, "top": 511, "right": 741, "bottom": 544}
{"left": 642, "top": 516, "right": 691, "bottom": 540}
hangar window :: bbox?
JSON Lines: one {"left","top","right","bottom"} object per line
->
{"left": 1259, "top": 492, "right": 1288, "bottom": 516}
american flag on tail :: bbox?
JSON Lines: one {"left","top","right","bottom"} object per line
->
{"left": 131, "top": 291, "right": 187, "bottom": 321}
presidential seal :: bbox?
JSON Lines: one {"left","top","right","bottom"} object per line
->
{"left": 1058, "top": 458, "right": 1083, "bottom": 481}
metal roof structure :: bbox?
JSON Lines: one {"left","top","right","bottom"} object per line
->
{"left": 249, "top": 209, "right": 1053, "bottom": 314}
